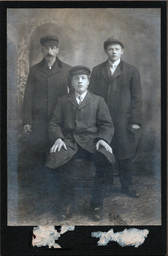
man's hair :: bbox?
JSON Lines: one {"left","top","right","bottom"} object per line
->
{"left": 104, "top": 36, "right": 124, "bottom": 50}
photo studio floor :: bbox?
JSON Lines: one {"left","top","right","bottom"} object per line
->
{"left": 8, "top": 153, "right": 161, "bottom": 226}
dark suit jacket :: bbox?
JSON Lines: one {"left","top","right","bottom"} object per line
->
{"left": 89, "top": 59, "right": 142, "bottom": 160}
{"left": 22, "top": 57, "right": 71, "bottom": 149}
{"left": 46, "top": 92, "right": 115, "bottom": 169}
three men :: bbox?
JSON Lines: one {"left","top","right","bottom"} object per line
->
{"left": 89, "top": 36, "right": 142, "bottom": 198}
{"left": 22, "top": 34, "right": 142, "bottom": 222}
{"left": 22, "top": 35, "right": 71, "bottom": 163}
{"left": 46, "top": 66, "right": 115, "bottom": 220}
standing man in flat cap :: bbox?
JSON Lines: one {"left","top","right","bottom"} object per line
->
{"left": 89, "top": 36, "right": 142, "bottom": 198}
{"left": 22, "top": 35, "right": 71, "bottom": 166}
{"left": 46, "top": 65, "right": 115, "bottom": 221}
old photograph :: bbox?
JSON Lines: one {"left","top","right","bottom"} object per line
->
{"left": 7, "top": 8, "right": 161, "bottom": 226}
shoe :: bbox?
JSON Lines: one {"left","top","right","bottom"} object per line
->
{"left": 121, "top": 186, "right": 140, "bottom": 198}
{"left": 91, "top": 208, "right": 101, "bottom": 222}
{"left": 109, "top": 212, "right": 127, "bottom": 225}
{"left": 58, "top": 207, "right": 72, "bottom": 221}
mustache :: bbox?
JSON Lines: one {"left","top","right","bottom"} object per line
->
{"left": 46, "top": 54, "right": 54, "bottom": 57}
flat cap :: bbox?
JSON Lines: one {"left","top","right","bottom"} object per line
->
{"left": 40, "top": 35, "right": 59, "bottom": 47}
{"left": 104, "top": 36, "right": 124, "bottom": 49}
{"left": 69, "top": 65, "right": 91, "bottom": 77}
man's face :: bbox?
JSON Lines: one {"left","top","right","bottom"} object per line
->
{"left": 42, "top": 45, "right": 59, "bottom": 60}
{"left": 105, "top": 44, "right": 124, "bottom": 62}
{"left": 71, "top": 74, "right": 89, "bottom": 94}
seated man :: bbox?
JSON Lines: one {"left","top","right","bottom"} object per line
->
{"left": 46, "top": 65, "right": 115, "bottom": 221}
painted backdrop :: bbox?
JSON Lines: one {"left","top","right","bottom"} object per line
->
{"left": 7, "top": 8, "right": 161, "bottom": 225}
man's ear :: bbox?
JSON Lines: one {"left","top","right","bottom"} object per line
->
{"left": 56, "top": 48, "right": 59, "bottom": 54}
{"left": 87, "top": 76, "right": 90, "bottom": 85}
{"left": 68, "top": 76, "right": 75, "bottom": 92}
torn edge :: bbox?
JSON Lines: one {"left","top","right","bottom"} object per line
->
{"left": 32, "top": 225, "right": 75, "bottom": 248}
{"left": 91, "top": 228, "right": 149, "bottom": 248}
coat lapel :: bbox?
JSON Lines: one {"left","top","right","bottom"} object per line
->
{"left": 107, "top": 60, "right": 124, "bottom": 93}
{"left": 68, "top": 93, "right": 79, "bottom": 108}
{"left": 39, "top": 58, "right": 50, "bottom": 75}
{"left": 39, "top": 58, "right": 61, "bottom": 76}
{"left": 68, "top": 91, "right": 92, "bottom": 109}
{"left": 112, "top": 64, "right": 122, "bottom": 79}
{"left": 100, "top": 59, "right": 124, "bottom": 83}
{"left": 111, "top": 59, "right": 124, "bottom": 80}
{"left": 100, "top": 61, "right": 112, "bottom": 84}
{"left": 48, "top": 60, "right": 60, "bottom": 76}
{"left": 78, "top": 91, "right": 92, "bottom": 110}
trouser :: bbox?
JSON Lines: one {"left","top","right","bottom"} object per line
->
{"left": 90, "top": 151, "right": 113, "bottom": 210}
{"left": 55, "top": 146, "right": 113, "bottom": 213}
{"left": 117, "top": 128, "right": 141, "bottom": 190}
{"left": 118, "top": 158, "right": 134, "bottom": 189}
{"left": 18, "top": 134, "right": 52, "bottom": 215}
{"left": 18, "top": 133, "right": 50, "bottom": 170}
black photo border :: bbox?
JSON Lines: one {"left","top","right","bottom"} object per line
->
{"left": 0, "top": 1, "right": 167, "bottom": 255}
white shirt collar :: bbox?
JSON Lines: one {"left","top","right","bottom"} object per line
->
{"left": 75, "top": 90, "right": 88, "bottom": 100}
{"left": 109, "top": 58, "right": 121, "bottom": 67}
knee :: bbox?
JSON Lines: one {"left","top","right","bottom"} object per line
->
{"left": 94, "top": 152, "right": 112, "bottom": 168}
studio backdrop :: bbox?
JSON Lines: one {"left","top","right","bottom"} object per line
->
{"left": 7, "top": 8, "right": 161, "bottom": 226}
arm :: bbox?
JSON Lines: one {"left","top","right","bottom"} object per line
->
{"left": 49, "top": 98, "right": 65, "bottom": 145}
{"left": 89, "top": 67, "right": 97, "bottom": 94}
{"left": 22, "top": 67, "right": 36, "bottom": 131}
{"left": 96, "top": 97, "right": 114, "bottom": 144}
{"left": 130, "top": 67, "right": 142, "bottom": 126}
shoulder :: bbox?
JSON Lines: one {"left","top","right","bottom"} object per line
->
{"left": 60, "top": 62, "right": 72, "bottom": 71}
{"left": 29, "top": 59, "right": 45, "bottom": 72}
{"left": 89, "top": 92, "right": 105, "bottom": 102}
{"left": 58, "top": 93, "right": 70, "bottom": 101}
{"left": 92, "top": 61, "right": 107, "bottom": 72}
{"left": 57, "top": 58, "right": 72, "bottom": 70}
{"left": 60, "top": 61, "right": 72, "bottom": 70}
{"left": 122, "top": 60, "right": 139, "bottom": 72}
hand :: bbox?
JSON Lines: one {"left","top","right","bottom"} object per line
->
{"left": 131, "top": 124, "right": 140, "bottom": 129}
{"left": 23, "top": 124, "right": 32, "bottom": 134}
{"left": 129, "top": 124, "right": 141, "bottom": 132}
{"left": 50, "top": 138, "right": 67, "bottom": 153}
{"left": 96, "top": 139, "right": 113, "bottom": 154}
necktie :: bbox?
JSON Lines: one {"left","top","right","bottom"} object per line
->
{"left": 110, "top": 64, "right": 116, "bottom": 75}
{"left": 78, "top": 95, "right": 82, "bottom": 104}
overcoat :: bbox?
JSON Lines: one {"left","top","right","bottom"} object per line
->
{"left": 89, "top": 59, "right": 142, "bottom": 160}
{"left": 22, "top": 57, "right": 71, "bottom": 150}
{"left": 46, "top": 92, "right": 115, "bottom": 169}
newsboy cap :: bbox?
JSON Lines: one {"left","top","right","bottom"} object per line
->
{"left": 40, "top": 35, "right": 59, "bottom": 47}
{"left": 69, "top": 65, "right": 91, "bottom": 77}
{"left": 104, "top": 36, "right": 124, "bottom": 49}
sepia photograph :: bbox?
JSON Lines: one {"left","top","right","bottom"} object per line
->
{"left": 7, "top": 7, "right": 162, "bottom": 228}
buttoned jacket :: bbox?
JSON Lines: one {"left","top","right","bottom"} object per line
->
{"left": 89, "top": 59, "right": 142, "bottom": 160}
{"left": 46, "top": 92, "right": 114, "bottom": 168}
{"left": 22, "top": 57, "right": 71, "bottom": 148}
